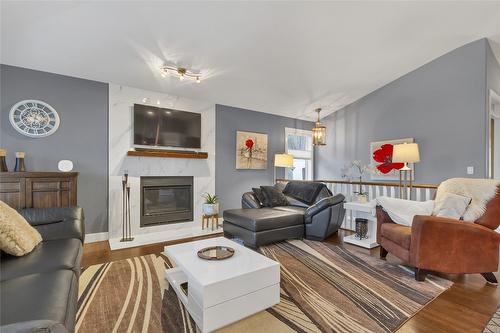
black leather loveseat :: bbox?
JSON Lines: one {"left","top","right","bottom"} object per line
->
{"left": 0, "top": 207, "right": 85, "bottom": 333}
{"left": 223, "top": 181, "right": 345, "bottom": 247}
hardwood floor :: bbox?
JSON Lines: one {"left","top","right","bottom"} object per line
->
{"left": 82, "top": 230, "right": 499, "bottom": 333}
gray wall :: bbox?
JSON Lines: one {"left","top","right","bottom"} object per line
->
{"left": 316, "top": 39, "right": 491, "bottom": 184}
{"left": 216, "top": 104, "right": 314, "bottom": 210}
{"left": 1, "top": 65, "right": 108, "bottom": 234}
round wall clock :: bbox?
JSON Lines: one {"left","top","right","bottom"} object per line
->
{"left": 9, "top": 100, "right": 60, "bottom": 138}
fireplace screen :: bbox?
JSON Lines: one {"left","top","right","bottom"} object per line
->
{"left": 140, "top": 176, "right": 193, "bottom": 227}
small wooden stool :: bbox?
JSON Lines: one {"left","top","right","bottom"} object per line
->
{"left": 202, "top": 214, "right": 219, "bottom": 230}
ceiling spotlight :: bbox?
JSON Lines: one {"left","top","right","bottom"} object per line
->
{"left": 160, "top": 65, "right": 202, "bottom": 83}
{"left": 156, "top": 100, "right": 161, "bottom": 105}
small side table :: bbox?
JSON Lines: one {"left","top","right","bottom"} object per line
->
{"left": 343, "top": 201, "right": 379, "bottom": 249}
{"left": 202, "top": 214, "right": 219, "bottom": 230}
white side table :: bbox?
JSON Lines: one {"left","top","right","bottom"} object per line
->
{"left": 343, "top": 201, "right": 379, "bottom": 249}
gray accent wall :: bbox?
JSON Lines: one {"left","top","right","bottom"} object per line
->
{"left": 0, "top": 65, "right": 109, "bottom": 234}
{"left": 316, "top": 39, "right": 492, "bottom": 184}
{"left": 215, "top": 104, "right": 314, "bottom": 210}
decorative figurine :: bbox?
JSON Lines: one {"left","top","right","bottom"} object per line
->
{"left": 14, "top": 152, "right": 26, "bottom": 172}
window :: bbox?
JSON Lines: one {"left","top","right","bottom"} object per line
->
{"left": 285, "top": 128, "right": 314, "bottom": 180}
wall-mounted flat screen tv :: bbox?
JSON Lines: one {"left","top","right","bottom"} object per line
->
{"left": 133, "top": 104, "right": 201, "bottom": 149}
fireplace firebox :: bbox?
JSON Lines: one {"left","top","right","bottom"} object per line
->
{"left": 140, "top": 176, "right": 193, "bottom": 227}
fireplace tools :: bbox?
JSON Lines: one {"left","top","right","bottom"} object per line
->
{"left": 121, "top": 173, "right": 134, "bottom": 242}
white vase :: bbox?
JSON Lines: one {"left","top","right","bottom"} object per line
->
{"left": 202, "top": 203, "right": 219, "bottom": 216}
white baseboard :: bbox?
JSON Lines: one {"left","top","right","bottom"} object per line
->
{"left": 85, "top": 232, "right": 109, "bottom": 243}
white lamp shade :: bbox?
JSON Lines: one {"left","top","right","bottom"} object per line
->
{"left": 274, "top": 153, "right": 294, "bottom": 167}
{"left": 392, "top": 143, "right": 420, "bottom": 163}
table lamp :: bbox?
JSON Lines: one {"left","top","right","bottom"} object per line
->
{"left": 274, "top": 153, "right": 294, "bottom": 183}
{"left": 392, "top": 143, "right": 420, "bottom": 199}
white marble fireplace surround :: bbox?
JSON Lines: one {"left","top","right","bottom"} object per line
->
{"left": 108, "top": 84, "right": 219, "bottom": 250}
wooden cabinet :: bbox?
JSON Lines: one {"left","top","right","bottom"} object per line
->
{"left": 0, "top": 172, "right": 78, "bottom": 209}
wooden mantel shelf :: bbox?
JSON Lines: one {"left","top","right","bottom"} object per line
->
{"left": 127, "top": 150, "right": 208, "bottom": 159}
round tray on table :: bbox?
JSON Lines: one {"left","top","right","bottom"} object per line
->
{"left": 197, "top": 246, "right": 235, "bottom": 260}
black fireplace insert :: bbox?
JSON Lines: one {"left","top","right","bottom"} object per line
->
{"left": 140, "top": 176, "right": 193, "bottom": 227}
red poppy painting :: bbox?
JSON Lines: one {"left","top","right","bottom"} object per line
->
{"left": 372, "top": 144, "right": 404, "bottom": 174}
{"left": 370, "top": 138, "right": 414, "bottom": 180}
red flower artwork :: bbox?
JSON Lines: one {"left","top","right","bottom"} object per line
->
{"left": 372, "top": 144, "right": 404, "bottom": 174}
{"left": 245, "top": 138, "right": 254, "bottom": 150}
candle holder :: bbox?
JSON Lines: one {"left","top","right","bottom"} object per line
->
{"left": 120, "top": 173, "right": 134, "bottom": 242}
{"left": 14, "top": 152, "right": 26, "bottom": 172}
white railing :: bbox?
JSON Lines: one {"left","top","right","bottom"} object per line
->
{"left": 277, "top": 179, "right": 438, "bottom": 231}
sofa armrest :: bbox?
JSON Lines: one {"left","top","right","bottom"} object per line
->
{"left": 410, "top": 215, "right": 500, "bottom": 274}
{"left": 242, "top": 192, "right": 261, "bottom": 209}
{"left": 304, "top": 194, "right": 345, "bottom": 224}
{"left": 19, "top": 207, "right": 85, "bottom": 243}
{"left": 0, "top": 320, "right": 69, "bottom": 333}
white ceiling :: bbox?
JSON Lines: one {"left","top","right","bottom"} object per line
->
{"left": 1, "top": 1, "right": 500, "bottom": 121}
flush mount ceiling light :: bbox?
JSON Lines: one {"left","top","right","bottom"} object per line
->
{"left": 312, "top": 108, "right": 326, "bottom": 146}
{"left": 160, "top": 65, "right": 201, "bottom": 83}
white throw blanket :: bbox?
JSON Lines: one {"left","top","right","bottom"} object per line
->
{"left": 376, "top": 197, "right": 434, "bottom": 227}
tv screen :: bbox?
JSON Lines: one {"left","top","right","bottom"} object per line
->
{"left": 133, "top": 104, "right": 201, "bottom": 149}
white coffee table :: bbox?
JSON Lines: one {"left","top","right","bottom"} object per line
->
{"left": 164, "top": 237, "right": 280, "bottom": 333}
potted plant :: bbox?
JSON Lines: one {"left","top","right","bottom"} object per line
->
{"left": 351, "top": 161, "right": 370, "bottom": 203}
{"left": 202, "top": 193, "right": 219, "bottom": 216}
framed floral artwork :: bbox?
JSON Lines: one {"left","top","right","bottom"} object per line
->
{"left": 236, "top": 131, "right": 268, "bottom": 169}
{"left": 370, "top": 138, "right": 414, "bottom": 180}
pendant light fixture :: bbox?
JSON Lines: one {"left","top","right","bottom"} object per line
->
{"left": 312, "top": 108, "right": 326, "bottom": 146}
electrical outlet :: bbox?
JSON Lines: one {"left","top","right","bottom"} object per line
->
{"left": 467, "top": 166, "right": 474, "bottom": 175}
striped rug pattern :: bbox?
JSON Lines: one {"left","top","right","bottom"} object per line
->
{"left": 76, "top": 240, "right": 452, "bottom": 332}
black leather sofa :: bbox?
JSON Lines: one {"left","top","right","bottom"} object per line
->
{"left": 0, "top": 207, "right": 85, "bottom": 333}
{"left": 223, "top": 181, "right": 345, "bottom": 247}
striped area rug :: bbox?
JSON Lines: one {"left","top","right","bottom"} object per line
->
{"left": 76, "top": 240, "right": 452, "bottom": 332}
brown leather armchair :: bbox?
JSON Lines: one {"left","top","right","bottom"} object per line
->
{"left": 376, "top": 188, "right": 500, "bottom": 283}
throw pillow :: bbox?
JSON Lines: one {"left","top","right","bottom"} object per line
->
{"left": 260, "top": 186, "right": 289, "bottom": 207}
{"left": 0, "top": 201, "right": 42, "bottom": 256}
{"left": 252, "top": 187, "right": 267, "bottom": 207}
{"left": 433, "top": 192, "right": 472, "bottom": 220}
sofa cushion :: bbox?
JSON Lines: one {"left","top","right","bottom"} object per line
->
{"left": 283, "top": 181, "right": 330, "bottom": 205}
{"left": 223, "top": 208, "right": 303, "bottom": 232}
{"left": 0, "top": 238, "right": 82, "bottom": 281}
{"left": 0, "top": 270, "right": 78, "bottom": 329}
{"left": 0, "top": 201, "right": 42, "bottom": 256}
{"left": 260, "top": 186, "right": 289, "bottom": 207}
{"left": 380, "top": 223, "right": 412, "bottom": 250}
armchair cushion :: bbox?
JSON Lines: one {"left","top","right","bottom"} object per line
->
{"left": 0, "top": 201, "right": 42, "bottom": 256}
{"left": 380, "top": 223, "right": 411, "bottom": 249}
